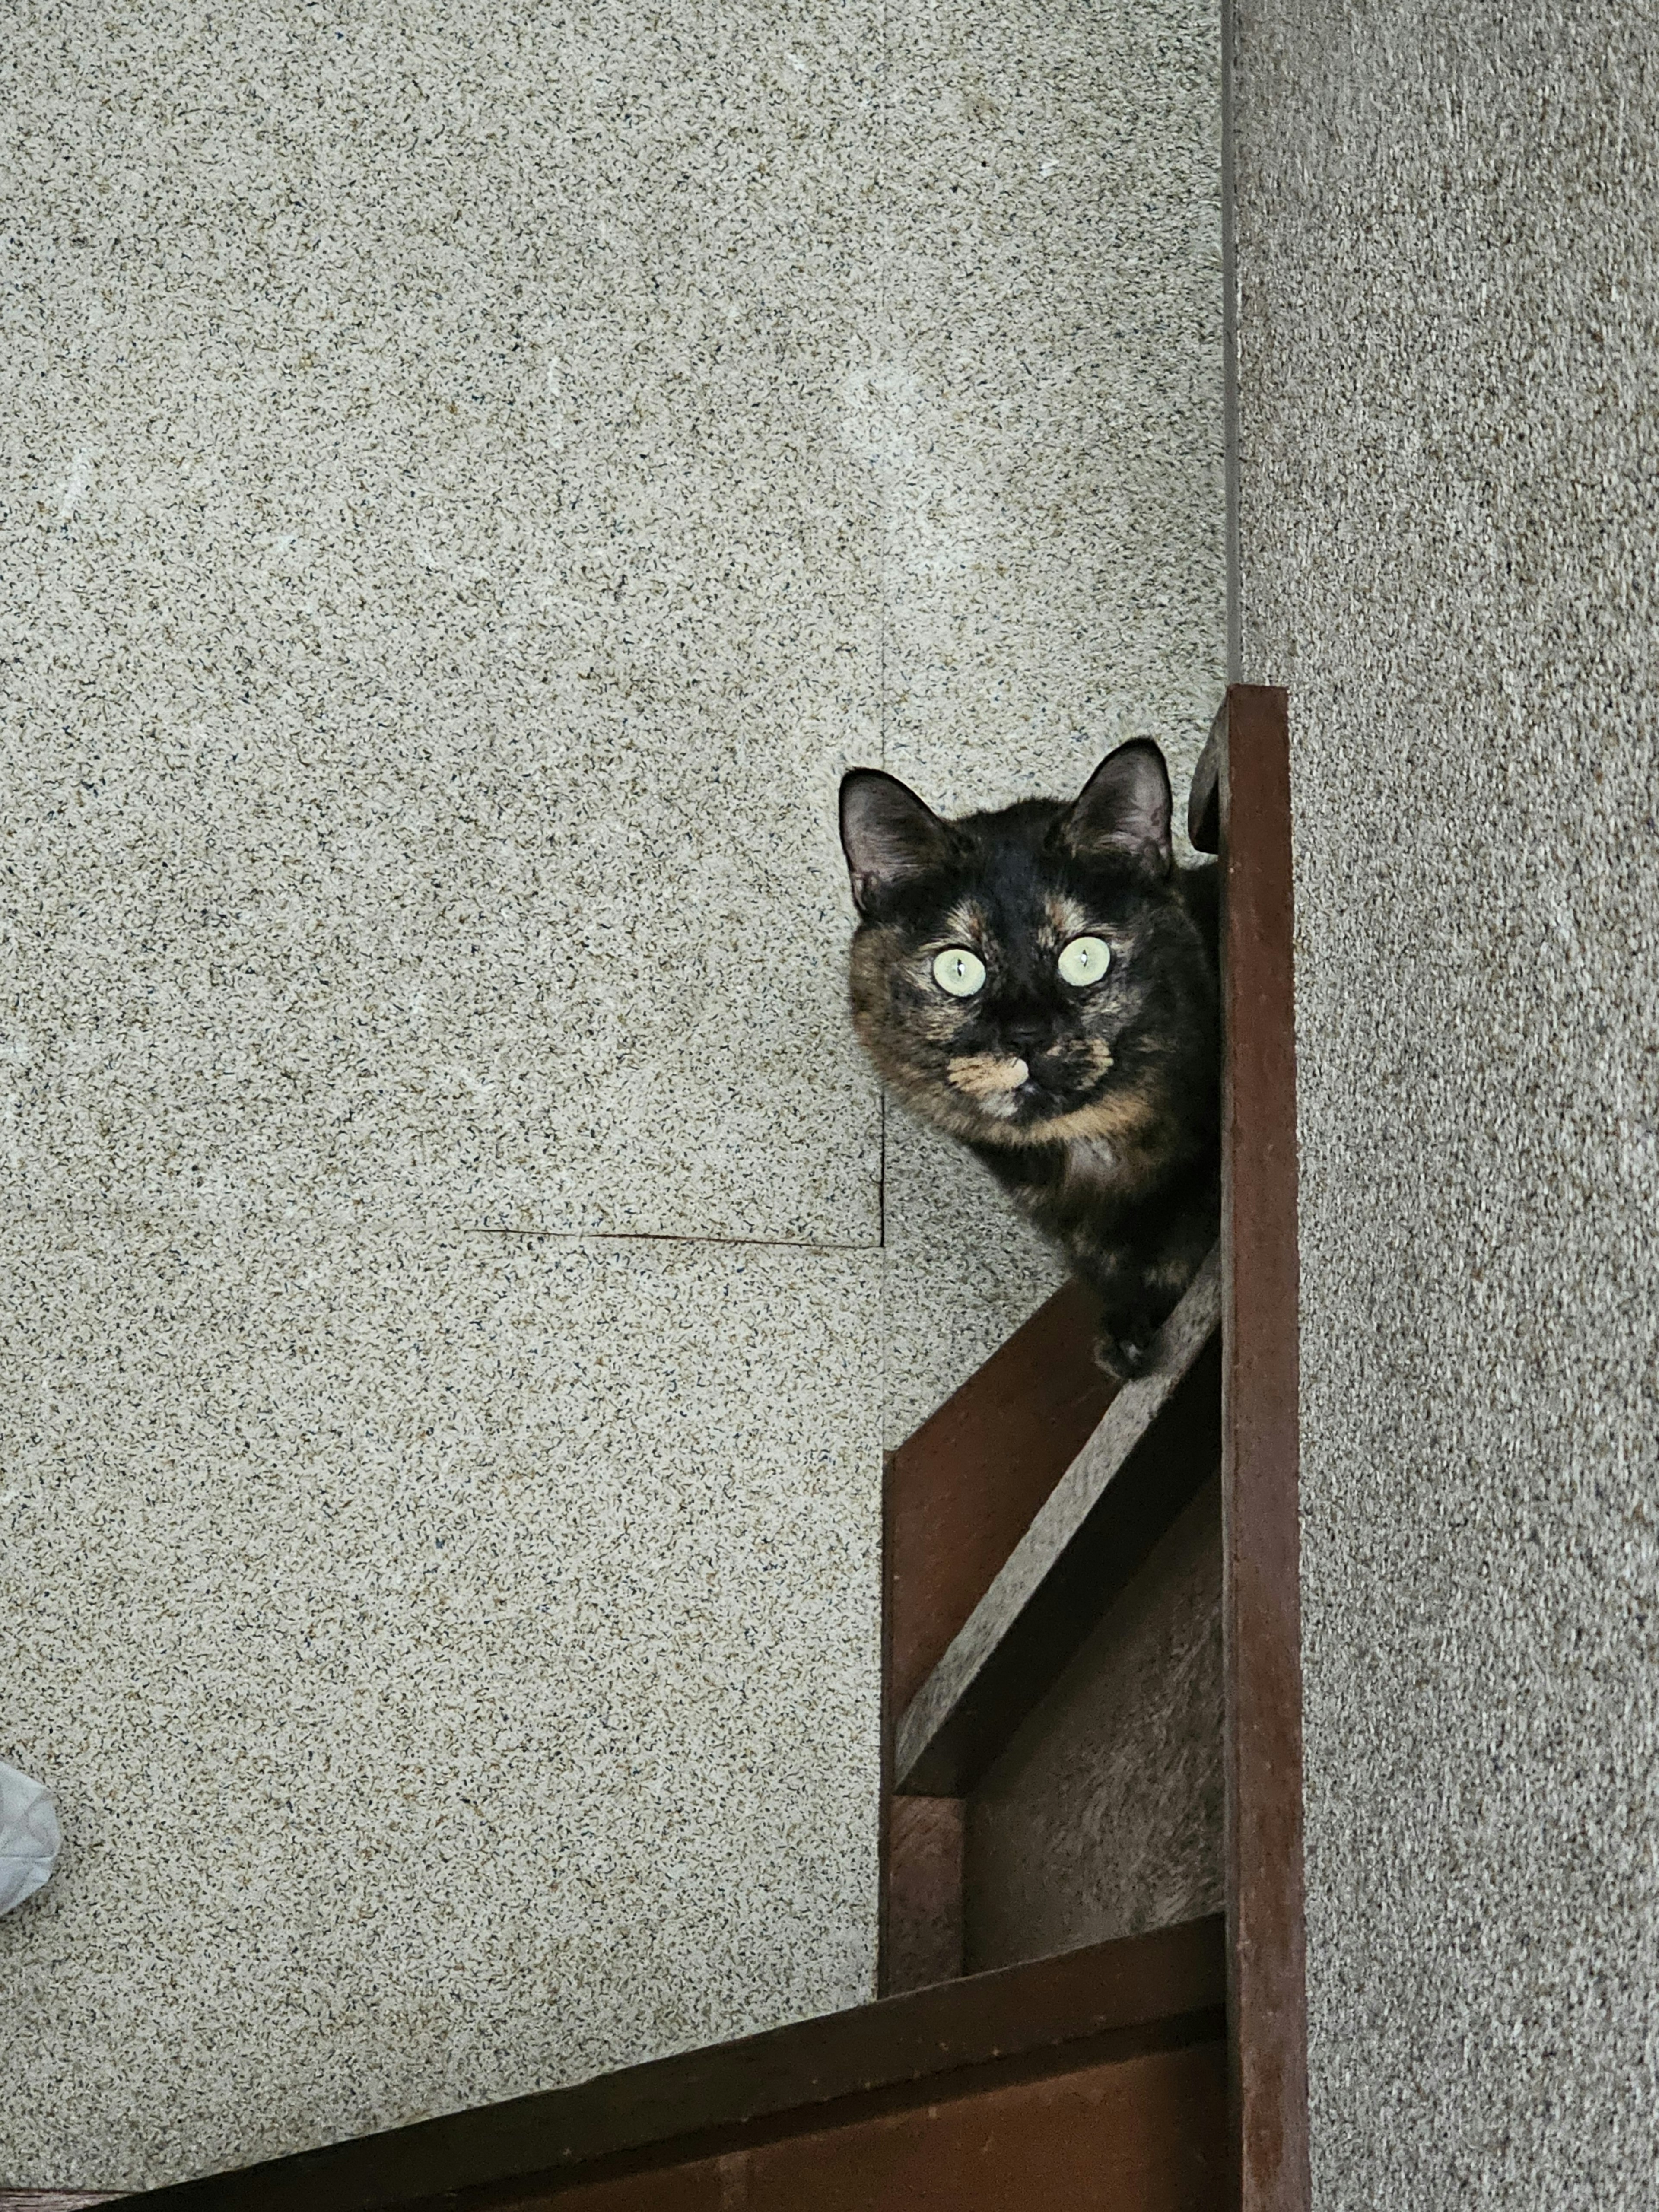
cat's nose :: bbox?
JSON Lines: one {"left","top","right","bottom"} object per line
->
{"left": 1001, "top": 1018, "right": 1051, "bottom": 1057}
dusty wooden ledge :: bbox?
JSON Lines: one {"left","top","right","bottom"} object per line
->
{"left": 0, "top": 2195, "right": 125, "bottom": 2210}
{"left": 110, "top": 1916, "right": 1225, "bottom": 2212}
{"left": 893, "top": 1250, "right": 1222, "bottom": 1798}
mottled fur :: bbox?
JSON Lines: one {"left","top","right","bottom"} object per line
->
{"left": 839, "top": 740, "right": 1218, "bottom": 1379}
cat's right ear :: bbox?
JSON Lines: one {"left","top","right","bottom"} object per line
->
{"left": 839, "top": 770, "right": 952, "bottom": 916}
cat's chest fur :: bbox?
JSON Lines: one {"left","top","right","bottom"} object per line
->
{"left": 1061, "top": 1136, "right": 1131, "bottom": 1201}
{"left": 977, "top": 1129, "right": 1158, "bottom": 1231}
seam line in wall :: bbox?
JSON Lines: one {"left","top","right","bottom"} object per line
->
{"left": 874, "top": 0, "right": 890, "bottom": 1264}
{"left": 878, "top": 1091, "right": 887, "bottom": 1251}
{"left": 467, "top": 1228, "right": 880, "bottom": 1255}
{"left": 876, "top": 0, "right": 890, "bottom": 783}
{"left": 1220, "top": 0, "right": 1243, "bottom": 682}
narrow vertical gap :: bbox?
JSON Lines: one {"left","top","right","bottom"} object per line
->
{"left": 1220, "top": 0, "right": 1243, "bottom": 683}
{"left": 872, "top": 0, "right": 890, "bottom": 1263}
{"left": 876, "top": 0, "right": 890, "bottom": 779}
{"left": 873, "top": 0, "right": 894, "bottom": 2003}
{"left": 878, "top": 1093, "right": 888, "bottom": 1249}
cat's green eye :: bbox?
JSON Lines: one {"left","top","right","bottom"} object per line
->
{"left": 1057, "top": 934, "right": 1111, "bottom": 987}
{"left": 932, "top": 947, "right": 987, "bottom": 998}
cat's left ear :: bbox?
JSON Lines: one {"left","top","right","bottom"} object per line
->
{"left": 1058, "top": 739, "right": 1173, "bottom": 879}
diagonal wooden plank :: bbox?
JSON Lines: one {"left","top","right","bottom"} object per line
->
{"left": 886, "top": 1278, "right": 1117, "bottom": 1719}
{"left": 880, "top": 1278, "right": 1116, "bottom": 1995}
{"left": 894, "top": 1253, "right": 1223, "bottom": 1797}
{"left": 0, "top": 2196, "right": 124, "bottom": 2210}
{"left": 108, "top": 1919, "right": 1225, "bottom": 2212}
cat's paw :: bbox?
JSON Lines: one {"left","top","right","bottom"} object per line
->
{"left": 1093, "top": 1326, "right": 1152, "bottom": 1384}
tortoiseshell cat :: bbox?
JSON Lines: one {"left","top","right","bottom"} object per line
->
{"left": 839, "top": 738, "right": 1218, "bottom": 1381}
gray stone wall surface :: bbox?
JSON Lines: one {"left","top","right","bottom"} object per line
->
{"left": 1234, "top": 6, "right": 1659, "bottom": 2204}
{"left": 879, "top": 0, "right": 1226, "bottom": 1438}
{"left": 0, "top": 0, "right": 1222, "bottom": 2190}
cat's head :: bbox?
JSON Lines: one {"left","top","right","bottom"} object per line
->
{"left": 838, "top": 740, "right": 1214, "bottom": 1150}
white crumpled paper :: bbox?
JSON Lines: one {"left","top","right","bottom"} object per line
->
{"left": 0, "top": 1760, "right": 61, "bottom": 1915}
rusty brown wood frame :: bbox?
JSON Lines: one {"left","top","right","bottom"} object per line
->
{"left": 105, "top": 1919, "right": 1227, "bottom": 2211}
{"left": 1193, "top": 683, "right": 1311, "bottom": 2212}
{"left": 879, "top": 683, "right": 1311, "bottom": 2204}
{"left": 0, "top": 2195, "right": 124, "bottom": 2210}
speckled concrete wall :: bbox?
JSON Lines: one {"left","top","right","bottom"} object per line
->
{"left": 1, "top": 0, "right": 1220, "bottom": 2187}
{"left": 1234, "top": 6, "right": 1659, "bottom": 2203}
{"left": 878, "top": 0, "right": 1226, "bottom": 1437}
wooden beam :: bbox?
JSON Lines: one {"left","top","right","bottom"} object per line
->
{"left": 893, "top": 1256, "right": 1221, "bottom": 1797}
{"left": 882, "top": 1794, "right": 964, "bottom": 1992}
{"left": 0, "top": 2197, "right": 124, "bottom": 2210}
{"left": 1211, "top": 683, "right": 1311, "bottom": 2212}
{"left": 880, "top": 1276, "right": 1115, "bottom": 1990}
{"left": 112, "top": 1919, "right": 1227, "bottom": 2212}
{"left": 499, "top": 2041, "right": 1232, "bottom": 2208}
{"left": 884, "top": 1278, "right": 1116, "bottom": 1718}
